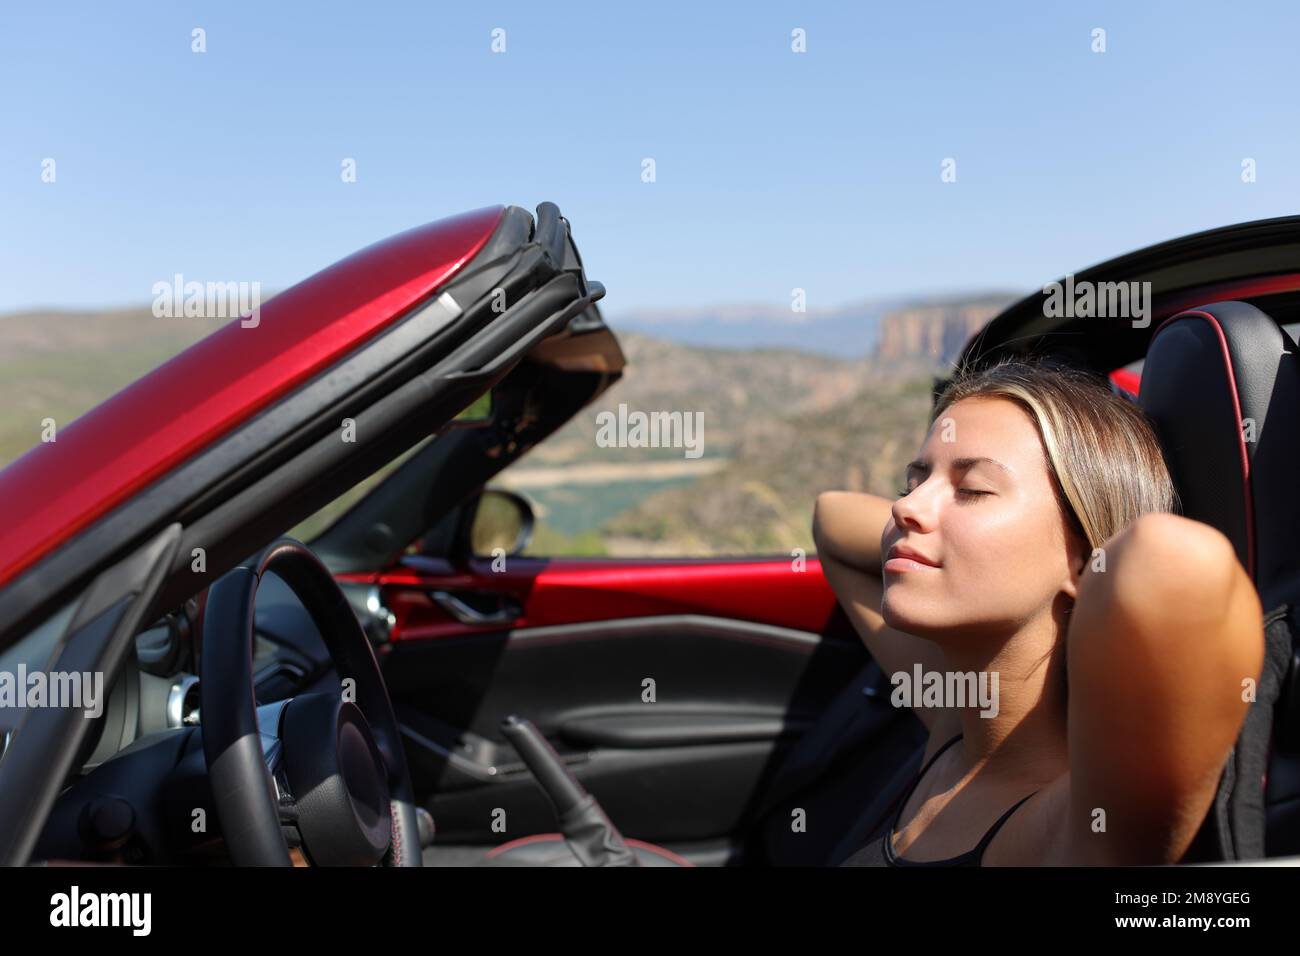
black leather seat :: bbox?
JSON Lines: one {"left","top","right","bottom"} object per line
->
{"left": 1137, "top": 300, "right": 1300, "bottom": 858}
{"left": 746, "top": 658, "right": 926, "bottom": 866}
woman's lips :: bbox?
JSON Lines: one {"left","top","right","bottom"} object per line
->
{"left": 883, "top": 549, "right": 941, "bottom": 573}
{"left": 883, "top": 557, "right": 940, "bottom": 573}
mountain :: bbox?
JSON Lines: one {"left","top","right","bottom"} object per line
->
{"left": 521, "top": 331, "right": 876, "bottom": 467}
{"left": 520, "top": 294, "right": 1023, "bottom": 554}
{"left": 504, "top": 335, "right": 947, "bottom": 554}
{"left": 606, "top": 299, "right": 898, "bottom": 357}
{"left": 604, "top": 291, "right": 1019, "bottom": 359}
{"left": 874, "top": 295, "right": 1014, "bottom": 366}
{"left": 597, "top": 373, "right": 936, "bottom": 554}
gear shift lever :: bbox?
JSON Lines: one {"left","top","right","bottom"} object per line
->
{"left": 500, "top": 714, "right": 639, "bottom": 867}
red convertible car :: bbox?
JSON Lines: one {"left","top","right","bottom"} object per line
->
{"left": 1, "top": 203, "right": 1298, "bottom": 867}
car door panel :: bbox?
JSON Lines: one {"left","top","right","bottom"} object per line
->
{"left": 372, "top": 557, "right": 869, "bottom": 845}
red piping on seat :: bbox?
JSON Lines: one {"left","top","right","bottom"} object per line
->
{"left": 1147, "top": 309, "right": 1256, "bottom": 582}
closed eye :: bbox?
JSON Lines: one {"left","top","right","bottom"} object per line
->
{"left": 897, "top": 486, "right": 991, "bottom": 499}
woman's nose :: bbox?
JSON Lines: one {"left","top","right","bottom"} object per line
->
{"left": 891, "top": 483, "right": 935, "bottom": 530}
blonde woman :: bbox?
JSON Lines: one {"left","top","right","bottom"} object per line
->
{"left": 817, "top": 358, "right": 1265, "bottom": 866}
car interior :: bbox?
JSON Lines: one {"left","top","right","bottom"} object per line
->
{"left": 6, "top": 206, "right": 1300, "bottom": 866}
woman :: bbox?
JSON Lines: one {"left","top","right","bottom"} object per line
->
{"left": 815, "top": 357, "right": 1265, "bottom": 866}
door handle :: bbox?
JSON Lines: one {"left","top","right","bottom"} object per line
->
{"left": 429, "top": 589, "right": 522, "bottom": 626}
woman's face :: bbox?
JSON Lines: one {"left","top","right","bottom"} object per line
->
{"left": 880, "top": 396, "right": 1085, "bottom": 642}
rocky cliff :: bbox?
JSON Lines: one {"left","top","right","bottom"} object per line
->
{"left": 874, "top": 297, "right": 1014, "bottom": 366}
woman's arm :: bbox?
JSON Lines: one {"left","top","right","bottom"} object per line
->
{"left": 1062, "top": 513, "right": 1266, "bottom": 866}
{"left": 812, "top": 491, "right": 953, "bottom": 737}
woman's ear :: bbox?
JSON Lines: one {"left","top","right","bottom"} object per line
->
{"left": 1062, "top": 530, "right": 1090, "bottom": 599}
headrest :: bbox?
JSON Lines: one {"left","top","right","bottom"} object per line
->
{"left": 1139, "top": 301, "right": 1300, "bottom": 609}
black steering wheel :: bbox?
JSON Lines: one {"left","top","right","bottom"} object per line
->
{"left": 200, "top": 539, "right": 422, "bottom": 866}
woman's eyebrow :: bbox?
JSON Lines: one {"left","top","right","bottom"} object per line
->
{"left": 906, "top": 456, "right": 1014, "bottom": 476}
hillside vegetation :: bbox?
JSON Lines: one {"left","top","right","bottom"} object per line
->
{"left": 0, "top": 306, "right": 952, "bottom": 558}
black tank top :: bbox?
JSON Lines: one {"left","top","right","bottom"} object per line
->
{"left": 840, "top": 734, "right": 1038, "bottom": 867}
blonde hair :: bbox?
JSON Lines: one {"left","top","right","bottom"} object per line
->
{"left": 934, "top": 357, "right": 1179, "bottom": 551}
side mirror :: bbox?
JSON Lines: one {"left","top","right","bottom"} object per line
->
{"left": 469, "top": 489, "right": 535, "bottom": 558}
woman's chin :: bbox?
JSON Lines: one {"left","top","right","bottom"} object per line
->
{"left": 881, "top": 595, "right": 949, "bottom": 639}
{"left": 881, "top": 598, "right": 925, "bottom": 634}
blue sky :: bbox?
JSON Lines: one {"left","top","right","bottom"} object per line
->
{"left": 1, "top": 1, "right": 1297, "bottom": 317}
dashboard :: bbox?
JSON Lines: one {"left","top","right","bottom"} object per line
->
{"left": 29, "top": 570, "right": 381, "bottom": 864}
